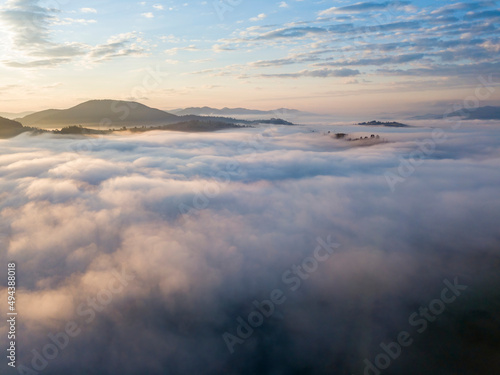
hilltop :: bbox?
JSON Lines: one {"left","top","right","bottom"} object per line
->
{"left": 357, "top": 120, "right": 410, "bottom": 128}
{"left": 17, "top": 100, "right": 178, "bottom": 128}
{"left": 0, "top": 116, "right": 32, "bottom": 138}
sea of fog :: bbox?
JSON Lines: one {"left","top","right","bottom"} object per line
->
{"left": 1, "top": 122, "right": 499, "bottom": 375}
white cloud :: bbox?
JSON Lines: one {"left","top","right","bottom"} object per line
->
{"left": 164, "top": 44, "right": 198, "bottom": 55}
{"left": 80, "top": 7, "right": 97, "bottom": 14}
{"left": 0, "top": 1, "right": 145, "bottom": 68}
{"left": 54, "top": 18, "right": 97, "bottom": 26}
{"left": 250, "top": 13, "right": 267, "bottom": 22}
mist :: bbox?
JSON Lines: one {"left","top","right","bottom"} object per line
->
{"left": 1, "top": 122, "right": 499, "bottom": 375}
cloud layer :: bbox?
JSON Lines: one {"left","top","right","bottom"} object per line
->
{"left": 1, "top": 123, "right": 500, "bottom": 374}
{"left": 0, "top": 0, "right": 145, "bottom": 68}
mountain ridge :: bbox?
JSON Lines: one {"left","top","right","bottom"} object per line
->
{"left": 0, "top": 111, "right": 35, "bottom": 119}
{"left": 410, "top": 105, "right": 500, "bottom": 120}
{"left": 13, "top": 100, "right": 296, "bottom": 130}
{"left": 169, "top": 106, "right": 311, "bottom": 117}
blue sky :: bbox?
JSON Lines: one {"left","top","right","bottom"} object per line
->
{"left": 0, "top": 0, "right": 499, "bottom": 115}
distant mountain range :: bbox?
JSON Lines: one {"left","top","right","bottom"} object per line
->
{"left": 14, "top": 100, "right": 294, "bottom": 129}
{"left": 0, "top": 111, "right": 34, "bottom": 119}
{"left": 169, "top": 106, "right": 311, "bottom": 117}
{"left": 410, "top": 106, "right": 500, "bottom": 120}
{"left": 0, "top": 100, "right": 296, "bottom": 138}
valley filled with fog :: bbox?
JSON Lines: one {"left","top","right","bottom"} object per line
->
{"left": 0, "top": 122, "right": 499, "bottom": 374}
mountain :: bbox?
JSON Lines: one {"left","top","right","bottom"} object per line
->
{"left": 411, "top": 106, "right": 500, "bottom": 120}
{"left": 169, "top": 106, "right": 308, "bottom": 117}
{"left": 357, "top": 120, "right": 410, "bottom": 127}
{"left": 0, "top": 116, "right": 30, "bottom": 138}
{"left": 17, "top": 100, "right": 296, "bottom": 129}
{"left": 0, "top": 111, "right": 35, "bottom": 119}
{"left": 18, "top": 100, "right": 178, "bottom": 128}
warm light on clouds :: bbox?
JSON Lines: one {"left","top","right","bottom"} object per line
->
{"left": 0, "top": 123, "right": 499, "bottom": 373}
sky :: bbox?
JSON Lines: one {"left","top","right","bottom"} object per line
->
{"left": 0, "top": 0, "right": 500, "bottom": 115}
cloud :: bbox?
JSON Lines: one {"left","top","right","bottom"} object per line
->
{"left": 54, "top": 17, "right": 97, "bottom": 25}
{"left": 319, "top": 1, "right": 411, "bottom": 16}
{"left": 259, "top": 68, "right": 361, "bottom": 78}
{"left": 207, "top": 0, "right": 499, "bottom": 85}
{"left": 431, "top": 1, "right": 496, "bottom": 16}
{"left": 165, "top": 45, "right": 198, "bottom": 55}
{"left": 316, "top": 53, "right": 426, "bottom": 67}
{"left": 2, "top": 58, "right": 73, "bottom": 68}
{"left": 80, "top": 8, "right": 97, "bottom": 14}
{"left": 256, "top": 26, "right": 330, "bottom": 40}
{"left": 250, "top": 13, "right": 267, "bottom": 22}
{"left": 464, "top": 9, "right": 500, "bottom": 19}
{"left": 0, "top": 1, "right": 146, "bottom": 68}
{"left": 378, "top": 61, "right": 500, "bottom": 77}
{"left": 88, "top": 33, "right": 146, "bottom": 62}
{"left": 250, "top": 57, "right": 298, "bottom": 67}
{"left": 241, "top": 20, "right": 420, "bottom": 43}
{"left": 0, "top": 0, "right": 55, "bottom": 50}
